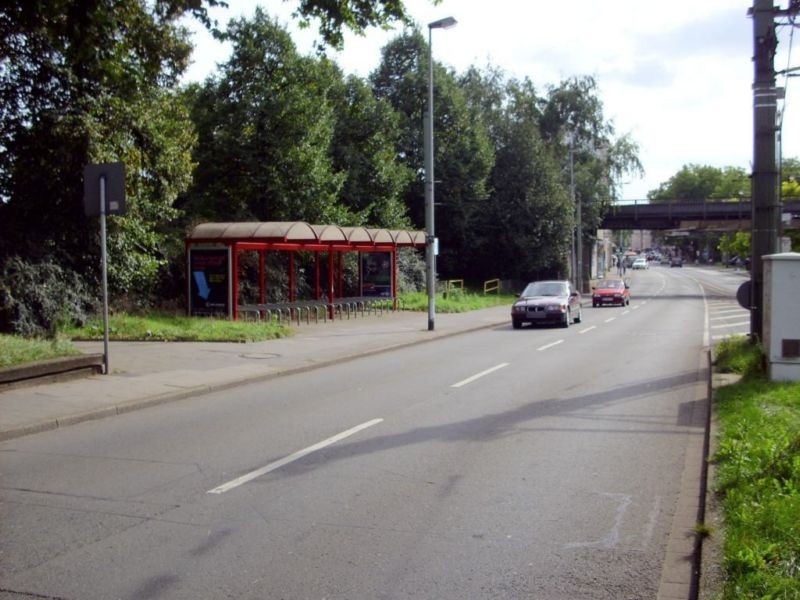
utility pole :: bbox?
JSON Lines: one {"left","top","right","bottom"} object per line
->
{"left": 749, "top": 0, "right": 782, "bottom": 342}
{"left": 568, "top": 135, "right": 578, "bottom": 290}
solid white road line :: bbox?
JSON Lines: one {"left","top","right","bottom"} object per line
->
{"left": 710, "top": 314, "right": 749, "bottom": 321}
{"left": 451, "top": 363, "right": 509, "bottom": 388}
{"left": 579, "top": 326, "right": 596, "bottom": 334}
{"left": 537, "top": 340, "right": 564, "bottom": 352}
{"left": 207, "top": 418, "right": 384, "bottom": 494}
{"left": 711, "top": 321, "right": 750, "bottom": 329}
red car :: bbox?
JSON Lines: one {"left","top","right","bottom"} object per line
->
{"left": 591, "top": 278, "right": 630, "bottom": 307}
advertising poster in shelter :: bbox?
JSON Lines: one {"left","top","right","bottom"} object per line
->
{"left": 361, "top": 252, "right": 392, "bottom": 297}
{"left": 189, "top": 247, "right": 231, "bottom": 317}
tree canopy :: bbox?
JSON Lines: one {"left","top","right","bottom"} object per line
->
{"left": 647, "top": 164, "right": 750, "bottom": 202}
{"left": 1, "top": 0, "right": 647, "bottom": 334}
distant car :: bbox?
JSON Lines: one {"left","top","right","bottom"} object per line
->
{"left": 670, "top": 256, "right": 683, "bottom": 267}
{"left": 592, "top": 278, "right": 630, "bottom": 307}
{"left": 632, "top": 258, "right": 648, "bottom": 270}
{"left": 511, "top": 280, "right": 582, "bottom": 329}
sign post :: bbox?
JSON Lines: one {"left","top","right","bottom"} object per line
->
{"left": 83, "top": 163, "right": 126, "bottom": 375}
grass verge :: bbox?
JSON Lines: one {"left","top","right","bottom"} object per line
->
{"left": 61, "top": 313, "right": 290, "bottom": 343}
{"left": 399, "top": 291, "right": 515, "bottom": 312}
{"left": 712, "top": 335, "right": 800, "bottom": 599}
{"left": 0, "top": 334, "right": 81, "bottom": 368}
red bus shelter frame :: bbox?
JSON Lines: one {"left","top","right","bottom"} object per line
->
{"left": 186, "top": 222, "right": 426, "bottom": 320}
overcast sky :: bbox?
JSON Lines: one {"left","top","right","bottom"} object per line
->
{"left": 182, "top": 0, "right": 799, "bottom": 201}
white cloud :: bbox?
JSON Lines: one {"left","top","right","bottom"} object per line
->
{"left": 182, "top": 0, "right": 800, "bottom": 200}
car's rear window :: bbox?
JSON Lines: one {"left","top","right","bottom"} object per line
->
{"left": 598, "top": 280, "right": 623, "bottom": 289}
{"left": 522, "top": 282, "right": 567, "bottom": 297}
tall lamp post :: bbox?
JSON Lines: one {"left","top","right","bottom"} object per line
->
{"left": 425, "top": 16, "right": 457, "bottom": 331}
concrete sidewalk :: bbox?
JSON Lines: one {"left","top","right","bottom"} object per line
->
{"left": 0, "top": 306, "right": 511, "bottom": 441}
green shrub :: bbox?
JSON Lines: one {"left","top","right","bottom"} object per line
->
{"left": 397, "top": 247, "right": 425, "bottom": 293}
{"left": 714, "top": 335, "right": 764, "bottom": 379}
{"left": 0, "top": 256, "right": 96, "bottom": 337}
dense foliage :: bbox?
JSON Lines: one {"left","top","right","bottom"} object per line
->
{"left": 0, "top": 0, "right": 642, "bottom": 334}
{"left": 648, "top": 164, "right": 750, "bottom": 202}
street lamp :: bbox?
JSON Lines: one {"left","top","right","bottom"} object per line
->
{"left": 425, "top": 16, "right": 457, "bottom": 332}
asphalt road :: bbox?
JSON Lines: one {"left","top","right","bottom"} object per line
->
{"left": 1, "top": 268, "right": 715, "bottom": 600}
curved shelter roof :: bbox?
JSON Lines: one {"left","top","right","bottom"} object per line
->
{"left": 188, "top": 221, "right": 425, "bottom": 249}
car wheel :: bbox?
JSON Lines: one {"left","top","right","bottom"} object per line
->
{"left": 574, "top": 306, "right": 582, "bottom": 323}
{"left": 562, "top": 309, "right": 570, "bottom": 328}
{"left": 512, "top": 319, "right": 522, "bottom": 329}
{"left": 592, "top": 301, "right": 598, "bottom": 308}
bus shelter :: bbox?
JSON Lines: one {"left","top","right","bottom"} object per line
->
{"left": 185, "top": 221, "right": 426, "bottom": 320}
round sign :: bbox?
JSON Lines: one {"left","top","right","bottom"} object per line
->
{"left": 736, "top": 281, "right": 752, "bottom": 310}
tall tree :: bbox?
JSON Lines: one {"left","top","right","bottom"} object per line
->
{"left": 469, "top": 74, "right": 573, "bottom": 280}
{"left": 539, "top": 77, "right": 642, "bottom": 231}
{"left": 329, "top": 75, "right": 413, "bottom": 228}
{"left": 184, "top": 9, "right": 348, "bottom": 224}
{"left": 293, "top": 0, "right": 439, "bottom": 49}
{"left": 370, "top": 31, "right": 493, "bottom": 278}
{"left": 0, "top": 0, "right": 217, "bottom": 298}
{"left": 647, "top": 164, "right": 749, "bottom": 202}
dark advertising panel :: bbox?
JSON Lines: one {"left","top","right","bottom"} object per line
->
{"left": 361, "top": 252, "right": 392, "bottom": 297}
{"left": 189, "top": 247, "right": 231, "bottom": 317}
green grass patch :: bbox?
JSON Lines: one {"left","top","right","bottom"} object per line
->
{"left": 0, "top": 334, "right": 81, "bottom": 368}
{"left": 399, "top": 291, "right": 515, "bottom": 313}
{"left": 712, "top": 341, "right": 800, "bottom": 598}
{"left": 714, "top": 335, "right": 764, "bottom": 379}
{"left": 61, "top": 312, "right": 290, "bottom": 343}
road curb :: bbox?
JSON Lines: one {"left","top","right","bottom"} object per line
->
{"left": 0, "top": 353, "right": 104, "bottom": 391}
{"left": 0, "top": 318, "right": 509, "bottom": 442}
{"left": 656, "top": 349, "right": 713, "bottom": 600}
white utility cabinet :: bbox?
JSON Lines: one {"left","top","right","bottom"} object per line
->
{"left": 763, "top": 252, "right": 800, "bottom": 381}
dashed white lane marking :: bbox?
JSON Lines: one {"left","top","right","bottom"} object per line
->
{"left": 207, "top": 418, "right": 384, "bottom": 494}
{"left": 451, "top": 363, "right": 509, "bottom": 388}
{"left": 579, "top": 326, "right": 597, "bottom": 334}
{"left": 605, "top": 317, "right": 616, "bottom": 323}
{"left": 621, "top": 310, "right": 630, "bottom": 315}
{"left": 537, "top": 340, "right": 564, "bottom": 352}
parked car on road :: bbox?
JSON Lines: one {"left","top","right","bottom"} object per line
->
{"left": 511, "top": 280, "right": 582, "bottom": 329}
{"left": 592, "top": 279, "right": 630, "bottom": 307}
{"left": 670, "top": 256, "right": 683, "bottom": 268}
{"left": 632, "top": 258, "right": 648, "bottom": 270}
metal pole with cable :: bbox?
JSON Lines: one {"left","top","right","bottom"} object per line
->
{"left": 749, "top": 0, "right": 782, "bottom": 342}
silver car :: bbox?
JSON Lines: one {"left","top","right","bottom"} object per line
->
{"left": 511, "top": 280, "right": 582, "bottom": 329}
